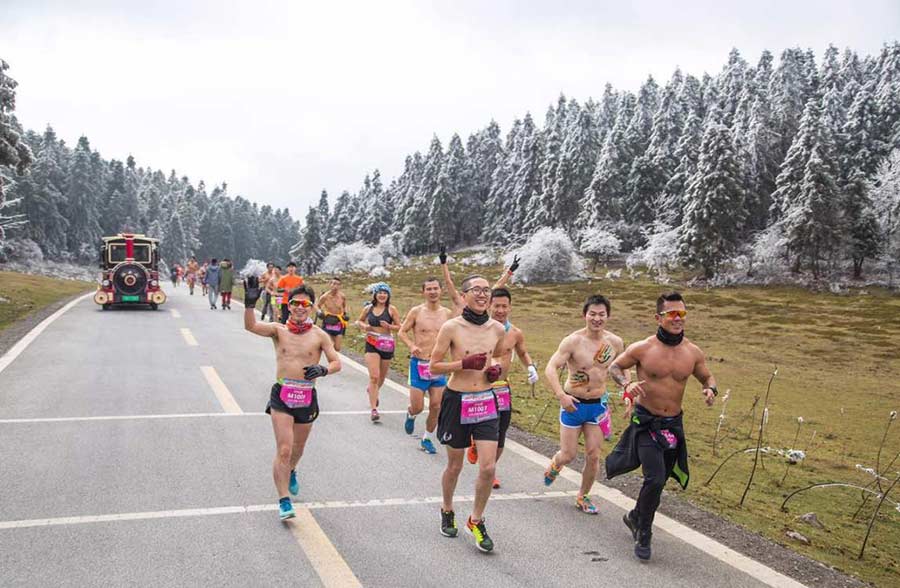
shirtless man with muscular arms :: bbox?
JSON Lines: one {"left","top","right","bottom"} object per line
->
{"left": 243, "top": 277, "right": 342, "bottom": 521}
{"left": 543, "top": 294, "right": 624, "bottom": 515}
{"left": 606, "top": 291, "right": 717, "bottom": 560}
{"left": 398, "top": 277, "right": 454, "bottom": 454}
{"left": 430, "top": 275, "right": 506, "bottom": 552}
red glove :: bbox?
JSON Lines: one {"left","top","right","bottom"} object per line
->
{"left": 461, "top": 353, "right": 487, "bottom": 370}
{"left": 485, "top": 364, "right": 502, "bottom": 383}
{"left": 622, "top": 383, "right": 635, "bottom": 402}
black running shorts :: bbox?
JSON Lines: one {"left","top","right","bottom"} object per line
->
{"left": 437, "top": 388, "right": 499, "bottom": 449}
{"left": 266, "top": 383, "right": 319, "bottom": 424}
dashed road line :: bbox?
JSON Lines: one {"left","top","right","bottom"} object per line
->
{"left": 0, "top": 490, "right": 580, "bottom": 530}
{"left": 180, "top": 327, "right": 198, "bottom": 346}
{"left": 288, "top": 508, "right": 362, "bottom": 587}
{"left": 170, "top": 309, "right": 182, "bottom": 318}
{"left": 200, "top": 366, "right": 243, "bottom": 414}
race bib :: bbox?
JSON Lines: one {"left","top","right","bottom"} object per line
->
{"left": 598, "top": 409, "right": 612, "bottom": 440}
{"left": 493, "top": 382, "right": 511, "bottom": 412}
{"left": 650, "top": 428, "right": 677, "bottom": 450}
{"left": 416, "top": 360, "right": 433, "bottom": 380}
{"left": 460, "top": 391, "right": 498, "bottom": 424}
{"left": 367, "top": 333, "right": 395, "bottom": 352}
{"left": 324, "top": 321, "right": 343, "bottom": 333}
{"left": 280, "top": 379, "right": 314, "bottom": 408}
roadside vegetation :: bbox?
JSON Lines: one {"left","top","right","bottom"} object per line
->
{"left": 0, "top": 270, "right": 94, "bottom": 332}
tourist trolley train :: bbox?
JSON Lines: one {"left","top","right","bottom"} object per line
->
{"left": 94, "top": 233, "right": 167, "bottom": 310}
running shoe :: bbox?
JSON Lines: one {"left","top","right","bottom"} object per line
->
{"left": 543, "top": 460, "right": 562, "bottom": 486}
{"left": 440, "top": 509, "right": 458, "bottom": 537}
{"left": 404, "top": 412, "right": 415, "bottom": 435}
{"left": 622, "top": 509, "right": 639, "bottom": 541}
{"left": 466, "top": 516, "right": 494, "bottom": 552}
{"left": 635, "top": 529, "right": 652, "bottom": 560}
{"left": 576, "top": 495, "right": 598, "bottom": 514}
{"left": 420, "top": 437, "right": 436, "bottom": 454}
{"left": 371, "top": 409, "right": 380, "bottom": 422}
{"left": 466, "top": 439, "right": 478, "bottom": 464}
{"left": 279, "top": 497, "right": 296, "bottom": 520}
{"left": 289, "top": 470, "right": 299, "bottom": 496}
{"left": 492, "top": 478, "right": 501, "bottom": 489}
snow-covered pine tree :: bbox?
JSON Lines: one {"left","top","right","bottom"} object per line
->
{"left": 482, "top": 119, "right": 521, "bottom": 244}
{"left": 358, "top": 171, "right": 390, "bottom": 244}
{"left": 0, "top": 58, "right": 33, "bottom": 240}
{"left": 678, "top": 117, "right": 746, "bottom": 277}
{"left": 329, "top": 190, "right": 355, "bottom": 245}
{"left": 550, "top": 101, "right": 599, "bottom": 231}
{"left": 527, "top": 96, "right": 568, "bottom": 233}
{"left": 63, "top": 136, "right": 103, "bottom": 259}
{"left": 403, "top": 135, "right": 442, "bottom": 253}
{"left": 429, "top": 134, "right": 467, "bottom": 247}
{"left": 462, "top": 120, "right": 503, "bottom": 243}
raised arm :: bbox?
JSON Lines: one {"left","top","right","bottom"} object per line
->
{"left": 492, "top": 254, "right": 520, "bottom": 289}
{"left": 439, "top": 246, "right": 463, "bottom": 311}
{"left": 243, "top": 277, "right": 278, "bottom": 337}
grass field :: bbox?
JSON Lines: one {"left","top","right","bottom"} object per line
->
{"left": 0, "top": 271, "right": 94, "bottom": 332}
{"left": 292, "top": 259, "right": 900, "bottom": 587}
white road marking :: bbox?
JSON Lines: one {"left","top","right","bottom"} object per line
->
{"left": 336, "top": 352, "right": 806, "bottom": 588}
{"left": 0, "top": 490, "right": 580, "bottom": 530}
{"left": 170, "top": 309, "right": 182, "bottom": 318}
{"left": 200, "top": 366, "right": 243, "bottom": 414}
{"left": 288, "top": 508, "right": 362, "bottom": 588}
{"left": 180, "top": 327, "right": 198, "bottom": 346}
{"left": 0, "top": 410, "right": 418, "bottom": 424}
{"left": 0, "top": 292, "right": 93, "bottom": 376}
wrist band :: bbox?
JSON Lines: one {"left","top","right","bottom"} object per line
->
{"left": 622, "top": 383, "right": 634, "bottom": 402}
{"left": 707, "top": 386, "right": 718, "bottom": 397}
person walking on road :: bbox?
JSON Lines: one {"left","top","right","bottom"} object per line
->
{"left": 276, "top": 262, "right": 304, "bottom": 323}
{"left": 218, "top": 259, "right": 235, "bottom": 310}
{"left": 199, "top": 262, "right": 208, "bottom": 296}
{"left": 542, "top": 294, "right": 624, "bottom": 515}
{"left": 398, "top": 277, "right": 453, "bottom": 453}
{"left": 243, "top": 277, "right": 341, "bottom": 520}
{"left": 430, "top": 275, "right": 506, "bottom": 553}
{"left": 355, "top": 282, "right": 401, "bottom": 422}
{"left": 204, "top": 258, "right": 220, "bottom": 309}
{"left": 606, "top": 291, "right": 718, "bottom": 561}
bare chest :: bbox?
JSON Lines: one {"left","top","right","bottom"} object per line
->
{"left": 640, "top": 347, "right": 695, "bottom": 381}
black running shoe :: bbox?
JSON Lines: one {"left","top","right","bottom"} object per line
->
{"left": 440, "top": 509, "right": 458, "bottom": 538}
{"left": 623, "top": 509, "right": 638, "bottom": 541}
{"left": 635, "top": 529, "right": 652, "bottom": 560}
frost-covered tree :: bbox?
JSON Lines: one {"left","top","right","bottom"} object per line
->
{"left": 429, "top": 134, "right": 467, "bottom": 247}
{"left": 0, "top": 58, "right": 33, "bottom": 240}
{"left": 550, "top": 101, "right": 599, "bottom": 230}
{"left": 403, "top": 136, "right": 442, "bottom": 253}
{"left": 63, "top": 136, "right": 103, "bottom": 259}
{"left": 505, "top": 227, "right": 585, "bottom": 284}
{"left": 578, "top": 226, "right": 621, "bottom": 270}
{"left": 869, "top": 149, "right": 900, "bottom": 283}
{"left": 678, "top": 119, "right": 746, "bottom": 277}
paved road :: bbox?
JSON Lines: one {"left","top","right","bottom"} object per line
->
{"left": 0, "top": 286, "right": 802, "bottom": 587}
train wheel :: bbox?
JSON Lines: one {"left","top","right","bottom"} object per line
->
{"left": 102, "top": 304, "right": 111, "bottom": 311}
{"left": 150, "top": 303, "right": 158, "bottom": 310}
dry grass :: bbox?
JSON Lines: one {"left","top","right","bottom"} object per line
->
{"left": 0, "top": 271, "right": 94, "bottom": 332}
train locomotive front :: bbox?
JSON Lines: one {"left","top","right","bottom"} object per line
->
{"left": 94, "top": 233, "right": 167, "bottom": 310}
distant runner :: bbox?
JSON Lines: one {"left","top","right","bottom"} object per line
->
{"left": 354, "top": 282, "right": 400, "bottom": 422}
{"left": 243, "top": 277, "right": 341, "bottom": 521}
{"left": 543, "top": 294, "right": 624, "bottom": 516}
{"left": 185, "top": 257, "right": 199, "bottom": 295}
{"left": 606, "top": 291, "right": 717, "bottom": 561}
{"left": 276, "top": 262, "right": 304, "bottom": 323}
{"left": 262, "top": 265, "right": 281, "bottom": 322}
{"left": 316, "top": 277, "right": 350, "bottom": 351}
{"left": 204, "top": 259, "right": 220, "bottom": 309}
{"left": 398, "top": 277, "right": 454, "bottom": 454}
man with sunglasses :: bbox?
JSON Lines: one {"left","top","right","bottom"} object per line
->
{"left": 243, "top": 278, "right": 342, "bottom": 521}
{"left": 606, "top": 291, "right": 717, "bottom": 561}
{"left": 430, "top": 275, "right": 506, "bottom": 552}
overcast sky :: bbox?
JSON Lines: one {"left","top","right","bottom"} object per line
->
{"left": 2, "top": 0, "right": 898, "bottom": 221}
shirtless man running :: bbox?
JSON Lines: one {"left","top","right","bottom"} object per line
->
{"left": 466, "top": 287, "right": 539, "bottom": 488}
{"left": 606, "top": 291, "right": 717, "bottom": 560}
{"left": 316, "top": 277, "right": 349, "bottom": 351}
{"left": 431, "top": 275, "right": 506, "bottom": 552}
{"left": 243, "top": 277, "right": 342, "bottom": 521}
{"left": 543, "top": 294, "right": 624, "bottom": 515}
{"left": 398, "top": 277, "right": 454, "bottom": 454}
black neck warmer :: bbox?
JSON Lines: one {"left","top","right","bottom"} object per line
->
{"left": 656, "top": 326, "right": 684, "bottom": 346}
{"left": 462, "top": 306, "right": 490, "bottom": 326}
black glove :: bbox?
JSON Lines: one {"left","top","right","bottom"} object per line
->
{"left": 509, "top": 255, "right": 520, "bottom": 273}
{"left": 439, "top": 245, "right": 447, "bottom": 265}
{"left": 304, "top": 365, "right": 328, "bottom": 380}
{"left": 243, "top": 276, "right": 261, "bottom": 306}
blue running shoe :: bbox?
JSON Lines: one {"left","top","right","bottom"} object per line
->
{"left": 289, "top": 470, "right": 299, "bottom": 496}
{"left": 404, "top": 412, "right": 415, "bottom": 435}
{"left": 421, "top": 437, "right": 437, "bottom": 454}
{"left": 279, "top": 497, "right": 296, "bottom": 520}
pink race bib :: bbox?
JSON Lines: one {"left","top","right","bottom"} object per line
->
{"left": 650, "top": 428, "right": 677, "bottom": 449}
{"left": 460, "top": 391, "right": 498, "bottom": 424}
{"left": 367, "top": 333, "right": 395, "bottom": 352}
{"left": 417, "top": 360, "right": 433, "bottom": 380}
{"left": 598, "top": 410, "right": 612, "bottom": 440}
{"left": 493, "top": 382, "right": 511, "bottom": 412}
{"left": 324, "top": 322, "right": 343, "bottom": 333}
{"left": 280, "top": 379, "right": 314, "bottom": 408}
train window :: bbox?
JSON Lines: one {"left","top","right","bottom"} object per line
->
{"left": 108, "top": 244, "right": 151, "bottom": 263}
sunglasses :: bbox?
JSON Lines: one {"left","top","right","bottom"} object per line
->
{"left": 657, "top": 309, "right": 687, "bottom": 319}
{"left": 289, "top": 299, "right": 313, "bottom": 308}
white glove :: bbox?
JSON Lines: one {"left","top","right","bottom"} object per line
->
{"left": 527, "top": 364, "right": 539, "bottom": 384}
